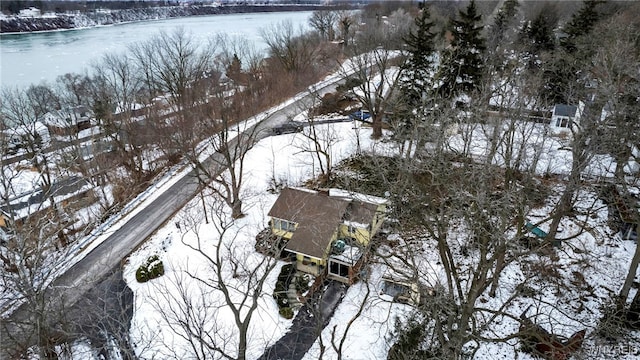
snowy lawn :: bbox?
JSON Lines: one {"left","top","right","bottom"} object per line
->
{"left": 124, "top": 117, "right": 639, "bottom": 359}
{"left": 124, "top": 121, "right": 395, "bottom": 359}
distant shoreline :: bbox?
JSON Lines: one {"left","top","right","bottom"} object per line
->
{"left": 0, "top": 4, "right": 343, "bottom": 34}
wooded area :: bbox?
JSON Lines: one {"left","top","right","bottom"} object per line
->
{"left": 1, "top": 1, "right": 639, "bottom": 359}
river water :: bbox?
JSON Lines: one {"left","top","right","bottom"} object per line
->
{"left": 0, "top": 11, "right": 312, "bottom": 89}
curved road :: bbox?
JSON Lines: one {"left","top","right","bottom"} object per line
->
{"left": 0, "top": 77, "right": 344, "bottom": 358}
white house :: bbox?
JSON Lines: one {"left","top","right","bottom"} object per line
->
{"left": 18, "top": 7, "right": 41, "bottom": 17}
{"left": 1, "top": 121, "right": 50, "bottom": 155}
{"left": 550, "top": 102, "right": 584, "bottom": 135}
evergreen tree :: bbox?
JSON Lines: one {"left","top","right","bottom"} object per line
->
{"left": 436, "top": 0, "right": 486, "bottom": 101}
{"left": 488, "top": 0, "right": 519, "bottom": 51}
{"left": 520, "top": 11, "right": 556, "bottom": 57}
{"left": 543, "top": 0, "right": 605, "bottom": 104}
{"left": 226, "top": 53, "right": 243, "bottom": 83}
{"left": 561, "top": 0, "right": 605, "bottom": 52}
{"left": 400, "top": 2, "right": 436, "bottom": 108}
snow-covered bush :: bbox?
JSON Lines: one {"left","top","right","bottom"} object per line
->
{"left": 135, "top": 255, "right": 164, "bottom": 283}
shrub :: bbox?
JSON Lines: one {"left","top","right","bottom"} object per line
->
{"left": 279, "top": 307, "right": 294, "bottom": 319}
{"left": 274, "top": 264, "right": 296, "bottom": 319}
{"left": 136, "top": 255, "right": 165, "bottom": 283}
{"left": 295, "top": 274, "right": 311, "bottom": 294}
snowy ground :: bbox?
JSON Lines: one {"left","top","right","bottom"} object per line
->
{"left": 4, "top": 102, "right": 638, "bottom": 358}
{"left": 122, "top": 114, "right": 640, "bottom": 359}
{"left": 123, "top": 121, "right": 398, "bottom": 359}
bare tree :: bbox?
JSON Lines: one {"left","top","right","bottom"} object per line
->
{"left": 294, "top": 112, "right": 341, "bottom": 186}
{"left": 584, "top": 7, "right": 640, "bottom": 313}
{"left": 336, "top": 10, "right": 356, "bottom": 47}
{"left": 130, "top": 27, "right": 215, "bottom": 117}
{"left": 170, "top": 36, "right": 262, "bottom": 220}
{"left": 0, "top": 132, "right": 79, "bottom": 359}
{"left": 544, "top": 104, "right": 596, "bottom": 243}
{"left": 261, "top": 20, "right": 320, "bottom": 76}
{"left": 342, "top": 49, "right": 404, "bottom": 139}
{"left": 141, "top": 193, "right": 280, "bottom": 360}
{"left": 1, "top": 86, "right": 62, "bottom": 216}
{"left": 91, "top": 52, "right": 159, "bottom": 197}
{"left": 309, "top": 10, "right": 337, "bottom": 41}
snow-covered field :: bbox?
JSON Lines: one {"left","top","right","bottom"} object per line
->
{"left": 122, "top": 115, "right": 640, "bottom": 359}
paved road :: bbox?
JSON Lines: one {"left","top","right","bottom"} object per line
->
{"left": 1, "top": 176, "right": 90, "bottom": 215}
{"left": 0, "top": 78, "right": 343, "bottom": 358}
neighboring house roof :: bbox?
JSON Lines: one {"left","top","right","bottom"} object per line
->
{"left": 0, "top": 176, "right": 92, "bottom": 221}
{"left": 268, "top": 187, "right": 385, "bottom": 259}
{"left": 43, "top": 106, "right": 92, "bottom": 128}
{"left": 553, "top": 104, "right": 578, "bottom": 118}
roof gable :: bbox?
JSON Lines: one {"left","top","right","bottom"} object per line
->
{"left": 269, "top": 188, "right": 350, "bottom": 258}
{"left": 268, "top": 187, "right": 387, "bottom": 259}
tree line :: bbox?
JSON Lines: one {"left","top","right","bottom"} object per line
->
{"left": 1, "top": 1, "right": 640, "bottom": 358}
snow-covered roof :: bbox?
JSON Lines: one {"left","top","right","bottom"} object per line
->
{"left": 268, "top": 187, "right": 386, "bottom": 259}
{"left": 329, "top": 244, "right": 363, "bottom": 265}
{"left": 329, "top": 188, "right": 387, "bottom": 206}
{"left": 43, "top": 106, "right": 93, "bottom": 128}
{"left": 2, "top": 121, "right": 48, "bottom": 137}
{"left": 343, "top": 220, "right": 369, "bottom": 229}
{"left": 115, "top": 102, "right": 145, "bottom": 114}
{"left": 18, "top": 7, "right": 41, "bottom": 17}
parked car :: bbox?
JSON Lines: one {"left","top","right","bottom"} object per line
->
{"left": 272, "top": 121, "right": 304, "bottom": 135}
{"left": 348, "top": 110, "right": 371, "bottom": 122}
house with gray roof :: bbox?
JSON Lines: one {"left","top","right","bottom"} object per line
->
{"left": 267, "top": 187, "right": 386, "bottom": 284}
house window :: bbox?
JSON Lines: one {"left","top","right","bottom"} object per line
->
{"left": 384, "top": 281, "right": 410, "bottom": 298}
{"left": 283, "top": 220, "right": 296, "bottom": 232}
{"left": 302, "top": 256, "right": 315, "bottom": 266}
{"left": 556, "top": 117, "right": 570, "bottom": 128}
{"left": 273, "top": 219, "right": 296, "bottom": 232}
{"left": 329, "top": 261, "right": 349, "bottom": 278}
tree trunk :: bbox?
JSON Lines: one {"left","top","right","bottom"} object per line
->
{"left": 489, "top": 246, "right": 505, "bottom": 297}
{"left": 546, "top": 191, "right": 571, "bottom": 242}
{"left": 618, "top": 225, "right": 640, "bottom": 311}
{"left": 371, "top": 115, "right": 382, "bottom": 139}
{"left": 201, "top": 193, "right": 209, "bottom": 224}
{"left": 231, "top": 199, "right": 243, "bottom": 219}
{"left": 627, "top": 285, "right": 640, "bottom": 328}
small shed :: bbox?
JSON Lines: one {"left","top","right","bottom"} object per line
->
{"left": 381, "top": 270, "right": 423, "bottom": 306}
{"left": 550, "top": 102, "right": 584, "bottom": 135}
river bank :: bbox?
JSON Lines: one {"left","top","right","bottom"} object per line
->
{"left": 0, "top": 4, "right": 335, "bottom": 34}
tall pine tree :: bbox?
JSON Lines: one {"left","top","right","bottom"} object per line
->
{"left": 544, "top": 0, "right": 605, "bottom": 104}
{"left": 520, "top": 9, "right": 556, "bottom": 57}
{"left": 488, "top": 0, "right": 519, "bottom": 51}
{"left": 561, "top": 0, "right": 605, "bottom": 53}
{"left": 400, "top": 2, "right": 436, "bottom": 108}
{"left": 436, "top": 0, "right": 486, "bottom": 101}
